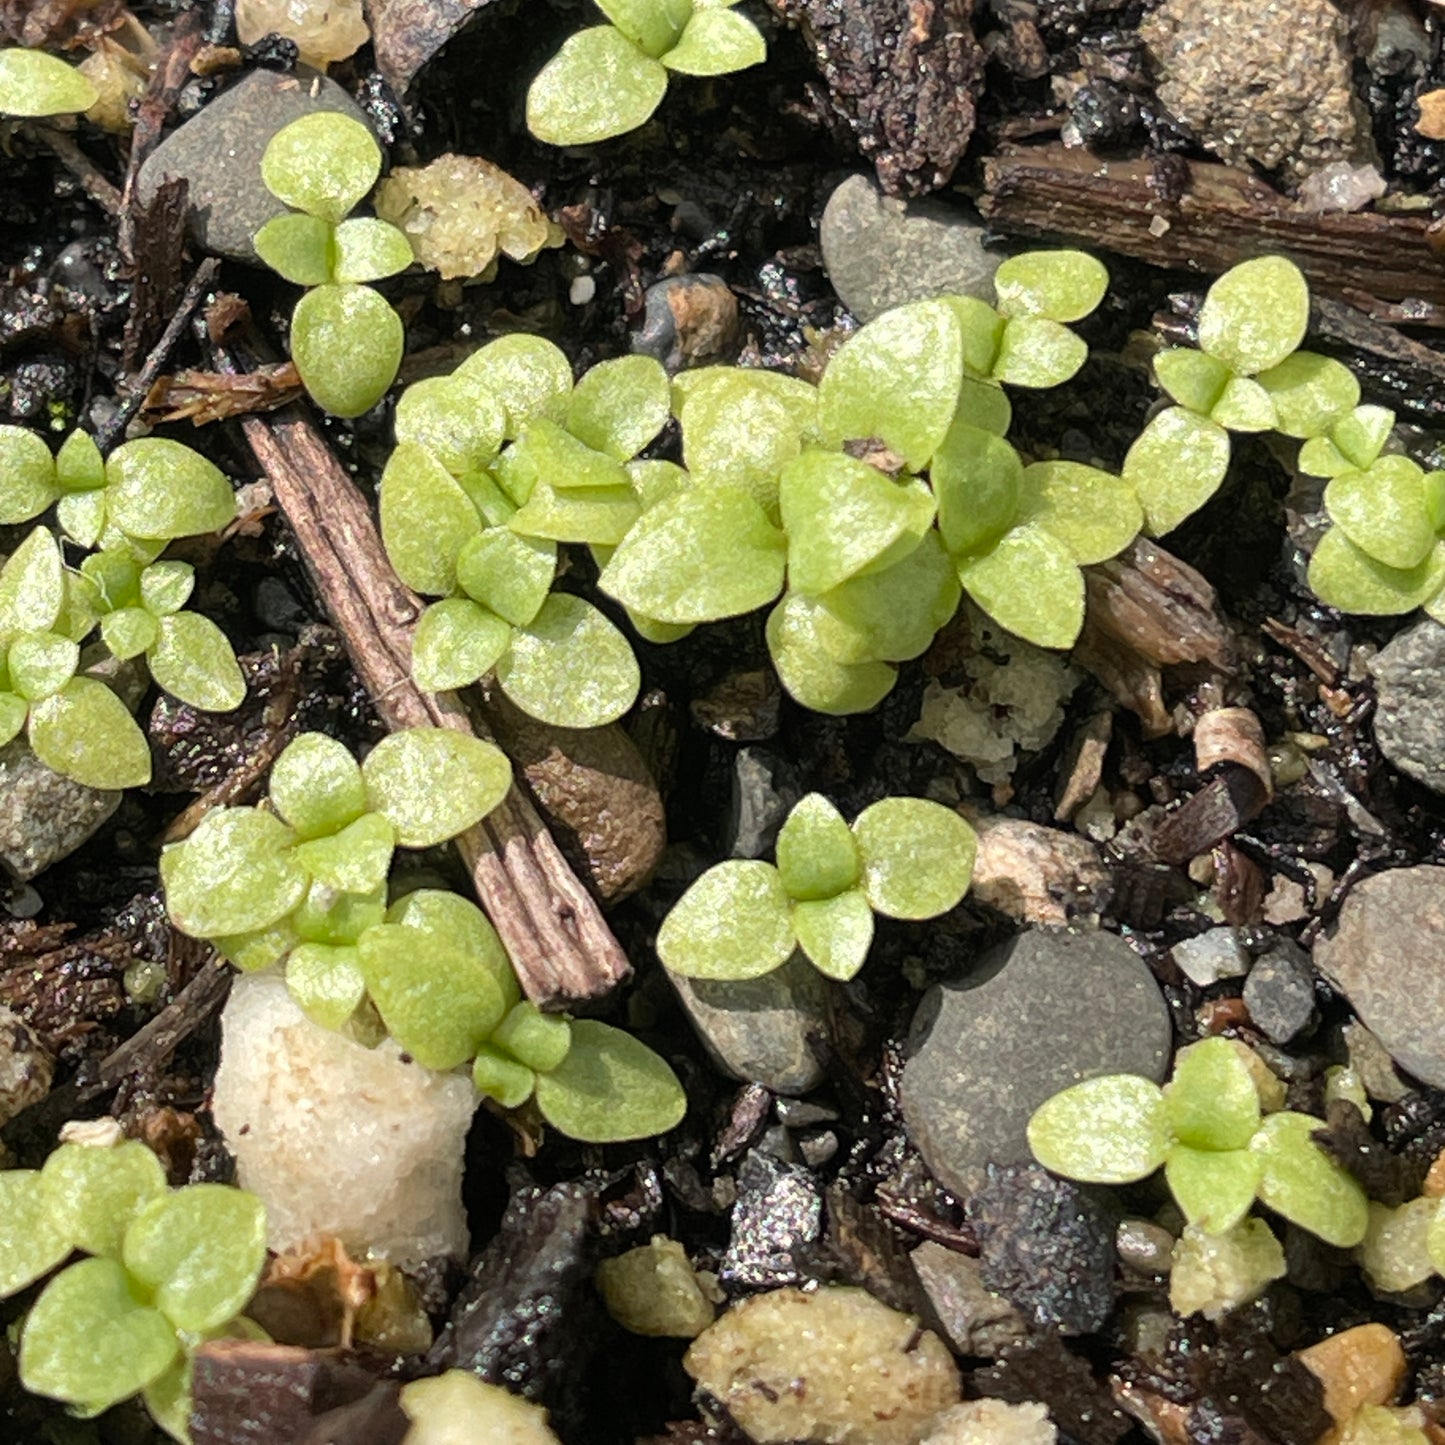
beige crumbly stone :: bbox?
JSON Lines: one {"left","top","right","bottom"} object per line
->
{"left": 595, "top": 1235, "right": 720, "bottom": 1338}
{"left": 684, "top": 1286, "right": 961, "bottom": 1445}
{"left": 1355, "top": 1201, "right": 1439, "bottom": 1296}
{"left": 1168, "top": 1219, "right": 1286, "bottom": 1321}
{"left": 1335, "top": 1405, "right": 1430, "bottom": 1445}
{"left": 920, "top": 1400, "right": 1056, "bottom": 1445}
{"left": 1297, "top": 1324, "right": 1408, "bottom": 1426}
{"left": 400, "top": 1372, "right": 561, "bottom": 1444}
{"left": 211, "top": 972, "right": 477, "bottom": 1267}
{"left": 374, "top": 155, "right": 563, "bottom": 282}
{"left": 235, "top": 0, "right": 370, "bottom": 70}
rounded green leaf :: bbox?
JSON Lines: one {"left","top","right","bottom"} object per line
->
{"left": 0, "top": 692, "right": 24, "bottom": 748}
{"left": 8, "top": 631, "right": 78, "bottom": 701}
{"left": 507, "top": 479, "right": 641, "bottom": 546}
{"left": 600, "top": 483, "right": 786, "bottom": 624}
{"left": 1257, "top": 351, "right": 1360, "bottom": 439}
{"left": 952, "top": 374, "right": 1012, "bottom": 436}
{"left": 56, "top": 429, "right": 103, "bottom": 493}
{"left": 1017, "top": 460, "right": 1141, "bottom": 566}
{"left": 472, "top": 1046, "right": 538, "bottom": 1108}
{"left": 1208, "top": 376, "right": 1276, "bottom": 434}
{"left": 29, "top": 677, "right": 151, "bottom": 790}
{"left": 123, "top": 1185, "right": 268, "bottom": 1333}
{"left": 412, "top": 596, "right": 513, "bottom": 692}
{"left": 956, "top": 524, "right": 1084, "bottom": 650}
{"left": 105, "top": 438, "right": 236, "bottom": 541}
{"left": 292, "top": 878, "right": 386, "bottom": 947}
{"left": 361, "top": 727, "right": 511, "bottom": 847}
{"left": 1323, "top": 458, "right": 1434, "bottom": 570}
{"left": 291, "top": 284, "right": 403, "bottom": 418}
{"left": 492, "top": 1001, "right": 572, "bottom": 1074}
{"left": 385, "top": 887, "right": 520, "bottom": 1011}
{"left": 657, "top": 859, "right": 796, "bottom": 980}
{"left": 456, "top": 528, "right": 555, "bottom": 628}
{"left": 0, "top": 48, "right": 98, "bottom": 117}
{"left": 41, "top": 1144, "right": 166, "bottom": 1260}
{"left": 941, "top": 296, "right": 1006, "bottom": 378}
{"left": 261, "top": 112, "right": 381, "bottom": 223}
{"left": 497, "top": 592, "right": 640, "bottom": 728}
{"left": 269, "top": 731, "right": 366, "bottom": 839}
{"left": 139, "top": 560, "right": 195, "bottom": 616}
{"left": 149, "top": 612, "right": 246, "bottom": 712}
{"left": 1153, "top": 348, "right": 1230, "bottom": 416}
{"left": 0, "top": 425, "right": 57, "bottom": 523}
{"left": 932, "top": 421, "right": 1024, "bottom": 558}
{"left": 286, "top": 943, "right": 367, "bottom": 1031}
{"left": 765, "top": 593, "right": 897, "bottom": 715}
{"left": 1308, "top": 528, "right": 1445, "bottom": 615}
{"left": 215, "top": 920, "right": 299, "bottom": 973}
{"left": 503, "top": 418, "right": 632, "bottom": 494}
{"left": 457, "top": 335, "right": 573, "bottom": 438}
{"left": 1027, "top": 1074, "right": 1169, "bottom": 1184}
{"left": 852, "top": 796, "right": 976, "bottom": 920}
{"left": 56, "top": 489, "right": 107, "bottom": 549}
{"left": 160, "top": 807, "right": 307, "bottom": 938}
{"left": 380, "top": 442, "right": 483, "bottom": 597}
{"left": 533, "top": 1020, "right": 686, "bottom": 1142}
{"left": 1165, "top": 1145, "right": 1261, "bottom": 1236}
{"left": 1250, "top": 1111, "right": 1368, "bottom": 1248}
{"left": 991, "top": 316, "right": 1087, "bottom": 388}
{"left": 567, "top": 354, "right": 671, "bottom": 461}
{"left": 1123, "top": 406, "right": 1231, "bottom": 537}
{"left": 332, "top": 217, "right": 413, "bottom": 284}
{"left": 254, "top": 213, "right": 334, "bottom": 287}
{"left": 394, "top": 375, "right": 506, "bottom": 479}
{"left": 597, "top": 0, "right": 689, "bottom": 56}
{"left": 1164, "top": 1036, "right": 1261, "bottom": 1151}
{"left": 791, "top": 888, "right": 873, "bottom": 981}
{"left": 291, "top": 811, "right": 395, "bottom": 894}
{"left": 1332, "top": 405, "right": 1394, "bottom": 471}
{"left": 0, "top": 525, "right": 64, "bottom": 634}
{"left": 663, "top": 6, "right": 766, "bottom": 74}
{"left": 681, "top": 378, "right": 812, "bottom": 518}
{"left": 1197, "top": 256, "right": 1309, "bottom": 375}
{"left": 0, "top": 1171, "right": 72, "bottom": 1298}
{"left": 775, "top": 793, "right": 859, "bottom": 901}
{"left": 818, "top": 298, "right": 963, "bottom": 471}
{"left": 526, "top": 27, "right": 669, "bottom": 146}
{"left": 993, "top": 250, "right": 1107, "bottom": 324}
{"left": 19, "top": 1257, "right": 178, "bottom": 1413}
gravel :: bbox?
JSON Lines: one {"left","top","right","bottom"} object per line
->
{"left": 1368, "top": 618, "right": 1445, "bottom": 794}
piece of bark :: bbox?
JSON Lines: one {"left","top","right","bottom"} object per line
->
{"left": 1193, "top": 707, "right": 1273, "bottom": 800}
{"left": 769, "top": 0, "right": 983, "bottom": 197}
{"left": 977, "top": 144, "right": 1445, "bottom": 305}
{"left": 122, "top": 177, "right": 189, "bottom": 369}
{"left": 364, "top": 0, "right": 496, "bottom": 96}
{"left": 1150, "top": 766, "right": 1270, "bottom": 867}
{"left": 1054, "top": 710, "right": 1112, "bottom": 823}
{"left": 211, "top": 320, "right": 631, "bottom": 1005}
{"left": 144, "top": 361, "right": 304, "bottom": 426}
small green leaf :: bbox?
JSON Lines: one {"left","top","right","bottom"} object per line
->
{"left": 150, "top": 612, "right": 246, "bottom": 712}
{"left": 1250, "top": 1111, "right": 1368, "bottom": 1248}
{"left": 139, "top": 560, "right": 195, "bottom": 616}
{"left": 991, "top": 316, "right": 1087, "bottom": 388}
{"left": 680, "top": 376, "right": 813, "bottom": 518}
{"left": 55, "top": 430, "right": 103, "bottom": 493}
{"left": 411, "top": 597, "right": 513, "bottom": 692}
{"left": 596, "top": 0, "right": 689, "bottom": 56}
{"left": 56, "top": 489, "right": 106, "bottom": 549}
{"left": 292, "top": 878, "right": 386, "bottom": 947}
{"left": 0, "top": 425, "right": 57, "bottom": 523}
{"left": 472, "top": 1046, "right": 538, "bottom": 1108}
{"left": 394, "top": 375, "right": 507, "bottom": 479}
{"left": 507, "top": 478, "right": 641, "bottom": 546}
{"left": 0, "top": 48, "right": 99, "bottom": 117}
{"left": 955, "top": 524, "right": 1084, "bottom": 650}
{"left": 818, "top": 298, "right": 963, "bottom": 471}
{"left": 8, "top": 631, "right": 78, "bottom": 701}
{"left": 1257, "top": 351, "right": 1360, "bottom": 439}
{"left": 1308, "top": 529, "right": 1445, "bottom": 615}
{"left": 456, "top": 528, "right": 555, "bottom": 627}
{"left": 952, "top": 374, "right": 1012, "bottom": 436}
{"left": 457, "top": 335, "right": 573, "bottom": 438}
{"left": 492, "top": 1001, "right": 572, "bottom": 1074}
{"left": 993, "top": 250, "right": 1107, "bottom": 324}
{"left": 791, "top": 888, "right": 873, "bottom": 981}
{"left": 361, "top": 727, "right": 511, "bottom": 847}
{"left": 291, "top": 284, "right": 403, "bottom": 418}
{"left": 600, "top": 483, "right": 786, "bottom": 624}
{"left": 504, "top": 418, "right": 633, "bottom": 493}
{"left": 105, "top": 439, "right": 236, "bottom": 541}
{"left": 567, "top": 354, "right": 671, "bottom": 461}
{"left": 1324, "top": 458, "right": 1435, "bottom": 570}
{"left": 852, "top": 796, "right": 976, "bottom": 920}
{"left": 160, "top": 807, "right": 306, "bottom": 938}
{"left": 123, "top": 1185, "right": 268, "bottom": 1333}
{"left": 1017, "top": 460, "right": 1142, "bottom": 566}
{"left": 0, "top": 1171, "right": 72, "bottom": 1298}
{"left": 286, "top": 943, "right": 367, "bottom": 1030}
{"left": 1165, "top": 1037, "right": 1261, "bottom": 1151}
{"left": 932, "top": 422, "right": 1024, "bottom": 558}
{"left": 766, "top": 592, "right": 897, "bottom": 715}
{"left": 775, "top": 793, "right": 859, "bottom": 901}
{"left": 656, "top": 859, "right": 796, "bottom": 980}
{"left": 0, "top": 692, "right": 24, "bottom": 748}
{"left": 1027, "top": 1074, "right": 1170, "bottom": 1184}
{"left": 941, "top": 296, "right": 1006, "bottom": 377}
{"left": 533, "top": 1020, "right": 686, "bottom": 1142}
{"left": 1153, "top": 348, "right": 1230, "bottom": 415}
{"left": 29, "top": 677, "right": 151, "bottom": 790}
{"left": 261, "top": 112, "right": 381, "bottom": 223}
{"left": 1332, "top": 405, "right": 1395, "bottom": 471}
{"left": 385, "top": 888, "right": 520, "bottom": 1012}
{"left": 39, "top": 1140, "right": 166, "bottom": 1261}
{"left": 291, "top": 811, "right": 395, "bottom": 894}
{"left": 1123, "top": 406, "right": 1232, "bottom": 537}
{"left": 215, "top": 919, "right": 299, "bottom": 973}
{"left": 1197, "top": 256, "right": 1309, "bottom": 376}
{"left": 332, "top": 217, "right": 413, "bottom": 283}
{"left": 1165, "top": 1146, "right": 1261, "bottom": 1236}
{"left": 269, "top": 732, "right": 366, "bottom": 840}
{"left": 526, "top": 27, "right": 669, "bottom": 146}
{"left": 379, "top": 442, "right": 484, "bottom": 596}
{"left": 497, "top": 592, "right": 641, "bottom": 728}
{"left": 254, "top": 213, "right": 334, "bottom": 286}
{"left": 0, "top": 526, "right": 64, "bottom": 634}
{"left": 663, "top": 6, "right": 766, "bottom": 74}
{"left": 19, "top": 1257, "right": 177, "bottom": 1413}
{"left": 1209, "top": 376, "right": 1276, "bottom": 434}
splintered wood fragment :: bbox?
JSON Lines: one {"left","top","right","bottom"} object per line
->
{"left": 144, "top": 360, "right": 303, "bottom": 425}
{"left": 1151, "top": 766, "right": 1270, "bottom": 867}
{"left": 978, "top": 145, "right": 1445, "bottom": 305}
{"left": 213, "top": 328, "right": 631, "bottom": 1005}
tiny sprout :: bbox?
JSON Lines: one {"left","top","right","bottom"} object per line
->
{"left": 526, "top": 0, "right": 766, "bottom": 146}
{"left": 657, "top": 793, "right": 977, "bottom": 983}
{"left": 255, "top": 112, "right": 411, "bottom": 418}
{"left": 0, "top": 47, "right": 98, "bottom": 118}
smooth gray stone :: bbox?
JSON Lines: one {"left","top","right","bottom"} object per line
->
{"left": 136, "top": 68, "right": 374, "bottom": 264}
{"left": 1242, "top": 943, "right": 1317, "bottom": 1044}
{"left": 910, "top": 1241, "right": 1027, "bottom": 1359}
{"left": 819, "top": 173, "right": 1000, "bottom": 322}
{"left": 899, "top": 929, "right": 1171, "bottom": 1197}
{"left": 1369, "top": 619, "right": 1445, "bottom": 795}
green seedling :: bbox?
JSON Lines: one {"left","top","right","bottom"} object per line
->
{"left": 255, "top": 113, "right": 411, "bottom": 418}
{"left": 657, "top": 793, "right": 977, "bottom": 982}
{"left": 526, "top": 0, "right": 766, "bottom": 146}
{"left": 0, "top": 1138, "right": 266, "bottom": 1440}
{"left": 0, "top": 47, "right": 98, "bottom": 117}
{"left": 1027, "top": 1035, "right": 1369, "bottom": 1248}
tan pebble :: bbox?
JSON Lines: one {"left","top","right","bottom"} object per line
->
{"left": 1418, "top": 90, "right": 1445, "bottom": 141}
{"left": 1422, "top": 1148, "right": 1445, "bottom": 1198}
{"left": 1297, "top": 1324, "right": 1407, "bottom": 1426}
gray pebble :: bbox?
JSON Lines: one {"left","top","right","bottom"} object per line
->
{"left": 819, "top": 174, "right": 1000, "bottom": 323}
{"left": 0, "top": 738, "right": 121, "bottom": 881}
{"left": 136, "top": 68, "right": 374, "bottom": 265}
{"left": 632, "top": 274, "right": 739, "bottom": 373}
{"left": 668, "top": 951, "right": 829, "bottom": 1095}
{"left": 1172, "top": 927, "right": 1250, "bottom": 988}
{"left": 1242, "top": 944, "right": 1317, "bottom": 1044}
{"left": 719, "top": 1149, "right": 823, "bottom": 1290}
{"left": 899, "top": 929, "right": 1171, "bottom": 1195}
{"left": 909, "top": 1241, "right": 1028, "bottom": 1359}
{"left": 1314, "top": 865, "right": 1445, "bottom": 1089}
{"left": 1369, "top": 619, "right": 1445, "bottom": 794}
{"left": 0, "top": 1005, "right": 54, "bottom": 1128}
{"left": 1116, "top": 1218, "right": 1175, "bottom": 1277}
{"left": 728, "top": 747, "right": 801, "bottom": 859}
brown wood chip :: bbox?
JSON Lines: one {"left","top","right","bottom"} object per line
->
{"left": 1151, "top": 765, "right": 1270, "bottom": 866}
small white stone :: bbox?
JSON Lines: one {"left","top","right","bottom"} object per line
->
{"left": 569, "top": 274, "right": 596, "bottom": 305}
{"left": 212, "top": 972, "right": 477, "bottom": 1267}
{"left": 921, "top": 1399, "right": 1057, "bottom": 1445}
{"left": 1172, "top": 927, "right": 1250, "bottom": 987}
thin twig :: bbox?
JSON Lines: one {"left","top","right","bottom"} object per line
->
{"left": 32, "top": 125, "right": 122, "bottom": 215}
